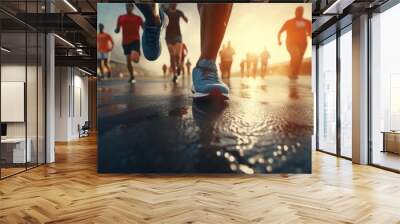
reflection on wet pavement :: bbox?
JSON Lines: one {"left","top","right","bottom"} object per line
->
{"left": 98, "top": 75, "right": 313, "bottom": 173}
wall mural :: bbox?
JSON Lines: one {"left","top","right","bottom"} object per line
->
{"left": 97, "top": 2, "right": 313, "bottom": 174}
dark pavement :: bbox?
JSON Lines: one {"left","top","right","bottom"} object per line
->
{"left": 98, "top": 74, "right": 313, "bottom": 173}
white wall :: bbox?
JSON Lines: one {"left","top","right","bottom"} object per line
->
{"left": 55, "top": 67, "right": 89, "bottom": 141}
{"left": 1, "top": 65, "right": 35, "bottom": 137}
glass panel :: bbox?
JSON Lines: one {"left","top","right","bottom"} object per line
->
{"left": 1, "top": 30, "right": 28, "bottom": 177}
{"left": 27, "top": 30, "right": 38, "bottom": 169}
{"left": 38, "top": 32, "right": 45, "bottom": 165}
{"left": 339, "top": 29, "right": 352, "bottom": 158}
{"left": 371, "top": 4, "right": 400, "bottom": 171}
{"left": 317, "top": 37, "right": 337, "bottom": 154}
{"left": 26, "top": 0, "right": 40, "bottom": 169}
{"left": 0, "top": 1, "right": 46, "bottom": 178}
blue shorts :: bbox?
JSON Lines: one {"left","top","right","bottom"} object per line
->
{"left": 122, "top": 40, "right": 141, "bottom": 56}
{"left": 97, "top": 52, "right": 109, "bottom": 60}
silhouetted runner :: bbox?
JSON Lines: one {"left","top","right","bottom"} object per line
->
{"left": 97, "top": 23, "right": 114, "bottom": 79}
{"left": 246, "top": 53, "right": 251, "bottom": 77}
{"left": 260, "top": 47, "right": 271, "bottom": 78}
{"left": 252, "top": 53, "right": 258, "bottom": 77}
{"left": 186, "top": 59, "right": 192, "bottom": 76}
{"left": 278, "top": 6, "right": 311, "bottom": 80}
{"left": 165, "top": 4, "right": 188, "bottom": 82}
{"left": 240, "top": 60, "right": 245, "bottom": 77}
{"left": 222, "top": 41, "right": 235, "bottom": 79}
{"left": 162, "top": 64, "right": 168, "bottom": 76}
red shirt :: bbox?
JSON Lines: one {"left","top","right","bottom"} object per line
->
{"left": 282, "top": 18, "right": 311, "bottom": 44}
{"left": 118, "top": 14, "right": 143, "bottom": 45}
{"left": 97, "top": 32, "right": 113, "bottom": 52}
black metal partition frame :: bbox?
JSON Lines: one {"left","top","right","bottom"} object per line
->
{"left": 314, "top": 23, "right": 352, "bottom": 160}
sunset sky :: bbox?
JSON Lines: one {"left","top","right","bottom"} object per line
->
{"left": 98, "top": 3, "right": 312, "bottom": 75}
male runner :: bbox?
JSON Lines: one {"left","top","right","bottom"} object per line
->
{"left": 97, "top": 23, "right": 114, "bottom": 79}
{"left": 115, "top": 3, "right": 143, "bottom": 84}
{"left": 162, "top": 64, "right": 168, "bottom": 76}
{"left": 240, "top": 60, "right": 245, "bottom": 77}
{"left": 165, "top": 3, "right": 188, "bottom": 82}
{"left": 185, "top": 59, "right": 192, "bottom": 76}
{"left": 223, "top": 41, "right": 235, "bottom": 79}
{"left": 252, "top": 53, "right": 258, "bottom": 77}
{"left": 246, "top": 53, "right": 252, "bottom": 77}
{"left": 219, "top": 44, "right": 226, "bottom": 77}
{"left": 278, "top": 6, "right": 311, "bottom": 80}
{"left": 260, "top": 47, "right": 271, "bottom": 77}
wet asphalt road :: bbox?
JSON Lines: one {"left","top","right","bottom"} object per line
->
{"left": 98, "top": 74, "right": 313, "bottom": 174}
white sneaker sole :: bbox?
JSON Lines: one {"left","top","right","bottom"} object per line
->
{"left": 191, "top": 87, "right": 229, "bottom": 99}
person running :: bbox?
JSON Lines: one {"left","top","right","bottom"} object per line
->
{"left": 165, "top": 3, "right": 188, "bottom": 82}
{"left": 278, "top": 6, "right": 311, "bottom": 80}
{"left": 251, "top": 53, "right": 258, "bottom": 77}
{"left": 240, "top": 60, "right": 245, "bottom": 77}
{"left": 223, "top": 41, "right": 235, "bottom": 79}
{"left": 260, "top": 47, "right": 271, "bottom": 78}
{"left": 180, "top": 43, "right": 188, "bottom": 75}
{"left": 162, "top": 64, "right": 168, "bottom": 76}
{"left": 186, "top": 59, "right": 192, "bottom": 76}
{"left": 115, "top": 3, "right": 144, "bottom": 84}
{"left": 114, "top": 3, "right": 167, "bottom": 83}
{"left": 246, "top": 53, "right": 252, "bottom": 77}
{"left": 219, "top": 44, "right": 227, "bottom": 77}
{"left": 97, "top": 23, "right": 114, "bottom": 79}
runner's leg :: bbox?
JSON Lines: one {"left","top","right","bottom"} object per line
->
{"left": 167, "top": 44, "right": 176, "bottom": 76}
{"left": 126, "top": 56, "right": 134, "bottom": 81}
{"left": 286, "top": 43, "right": 298, "bottom": 79}
{"left": 98, "top": 59, "right": 104, "bottom": 77}
{"left": 198, "top": 3, "right": 232, "bottom": 61}
{"left": 191, "top": 3, "right": 232, "bottom": 98}
{"left": 174, "top": 43, "right": 183, "bottom": 76}
{"left": 104, "top": 59, "right": 111, "bottom": 78}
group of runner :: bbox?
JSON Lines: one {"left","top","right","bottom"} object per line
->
{"left": 218, "top": 41, "right": 235, "bottom": 79}
{"left": 162, "top": 58, "right": 192, "bottom": 77}
{"left": 97, "top": 3, "right": 311, "bottom": 99}
{"left": 239, "top": 48, "right": 271, "bottom": 78}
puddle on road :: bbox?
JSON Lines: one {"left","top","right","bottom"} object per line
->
{"left": 98, "top": 76, "right": 312, "bottom": 173}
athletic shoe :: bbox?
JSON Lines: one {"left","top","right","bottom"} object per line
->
{"left": 191, "top": 59, "right": 229, "bottom": 99}
{"left": 172, "top": 74, "right": 178, "bottom": 83}
{"left": 129, "top": 77, "right": 136, "bottom": 84}
{"left": 140, "top": 6, "right": 167, "bottom": 61}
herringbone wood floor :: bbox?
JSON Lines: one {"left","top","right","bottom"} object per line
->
{"left": 1, "top": 135, "right": 400, "bottom": 224}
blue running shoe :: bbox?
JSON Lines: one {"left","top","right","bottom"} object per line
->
{"left": 140, "top": 6, "right": 167, "bottom": 61}
{"left": 192, "top": 59, "right": 229, "bottom": 99}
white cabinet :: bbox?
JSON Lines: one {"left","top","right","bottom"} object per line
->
{"left": 1, "top": 138, "right": 32, "bottom": 163}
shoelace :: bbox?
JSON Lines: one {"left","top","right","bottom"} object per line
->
{"left": 199, "top": 66, "right": 218, "bottom": 82}
{"left": 145, "top": 26, "right": 160, "bottom": 44}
